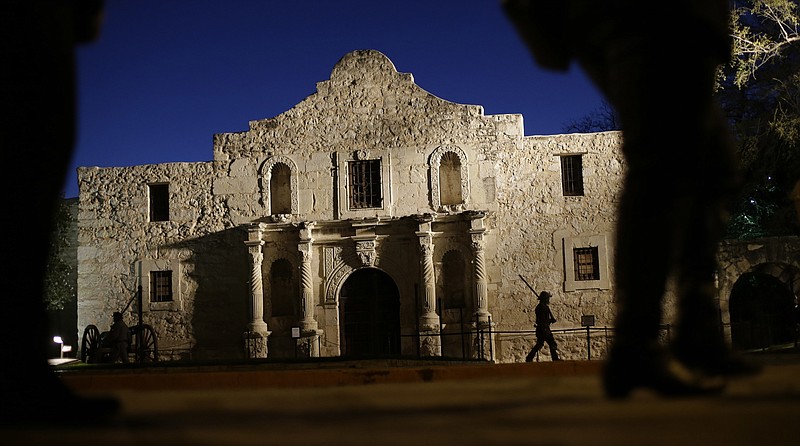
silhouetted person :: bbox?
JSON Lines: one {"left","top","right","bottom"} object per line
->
{"left": 525, "top": 291, "right": 560, "bottom": 362}
{"left": 503, "top": 0, "right": 757, "bottom": 397}
{"left": 1, "top": 1, "right": 118, "bottom": 424}
{"left": 108, "top": 312, "right": 130, "bottom": 363}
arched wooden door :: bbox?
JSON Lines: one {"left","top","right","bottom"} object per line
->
{"left": 339, "top": 268, "right": 401, "bottom": 357}
{"left": 729, "top": 271, "right": 796, "bottom": 350}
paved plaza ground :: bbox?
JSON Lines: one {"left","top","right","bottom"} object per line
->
{"left": 5, "top": 351, "right": 800, "bottom": 446}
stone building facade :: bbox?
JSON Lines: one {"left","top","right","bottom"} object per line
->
{"left": 75, "top": 49, "right": 641, "bottom": 362}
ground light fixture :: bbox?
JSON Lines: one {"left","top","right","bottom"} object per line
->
{"left": 53, "top": 335, "right": 64, "bottom": 359}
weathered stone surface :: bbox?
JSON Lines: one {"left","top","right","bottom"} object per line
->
{"left": 74, "top": 50, "right": 799, "bottom": 363}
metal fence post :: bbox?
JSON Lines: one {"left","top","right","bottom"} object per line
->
{"left": 586, "top": 326, "right": 591, "bottom": 360}
{"left": 479, "top": 326, "right": 485, "bottom": 360}
{"left": 488, "top": 316, "right": 494, "bottom": 362}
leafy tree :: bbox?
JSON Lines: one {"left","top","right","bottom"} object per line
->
{"left": 720, "top": 0, "right": 800, "bottom": 238}
{"left": 728, "top": 0, "right": 800, "bottom": 89}
{"left": 561, "top": 1, "right": 798, "bottom": 237}
{"left": 44, "top": 198, "right": 77, "bottom": 311}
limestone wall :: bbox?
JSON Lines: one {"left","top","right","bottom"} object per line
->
{"left": 75, "top": 50, "right": 628, "bottom": 362}
{"left": 76, "top": 161, "right": 252, "bottom": 358}
{"left": 210, "top": 50, "right": 521, "bottom": 225}
{"left": 489, "top": 131, "right": 625, "bottom": 362}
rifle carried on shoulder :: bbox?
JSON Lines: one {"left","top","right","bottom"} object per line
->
{"left": 519, "top": 274, "right": 540, "bottom": 299}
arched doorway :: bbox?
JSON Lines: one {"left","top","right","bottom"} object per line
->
{"left": 729, "top": 271, "right": 796, "bottom": 351}
{"left": 339, "top": 268, "right": 401, "bottom": 357}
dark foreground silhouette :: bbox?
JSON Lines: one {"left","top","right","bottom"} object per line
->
{"left": 503, "top": 0, "right": 759, "bottom": 398}
{"left": 1, "top": 1, "right": 119, "bottom": 424}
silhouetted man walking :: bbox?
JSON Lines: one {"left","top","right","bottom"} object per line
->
{"left": 526, "top": 291, "right": 560, "bottom": 362}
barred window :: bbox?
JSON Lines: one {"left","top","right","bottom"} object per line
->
{"left": 150, "top": 270, "right": 173, "bottom": 302}
{"left": 560, "top": 155, "right": 584, "bottom": 196}
{"left": 573, "top": 247, "right": 600, "bottom": 281}
{"left": 348, "top": 159, "right": 382, "bottom": 209}
{"left": 148, "top": 183, "right": 170, "bottom": 222}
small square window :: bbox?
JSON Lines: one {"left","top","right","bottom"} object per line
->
{"left": 348, "top": 159, "right": 382, "bottom": 209}
{"left": 560, "top": 155, "right": 584, "bottom": 196}
{"left": 564, "top": 235, "right": 609, "bottom": 291}
{"left": 573, "top": 247, "right": 600, "bottom": 281}
{"left": 139, "top": 259, "right": 182, "bottom": 311}
{"left": 150, "top": 270, "right": 173, "bottom": 302}
{"left": 148, "top": 183, "right": 169, "bottom": 222}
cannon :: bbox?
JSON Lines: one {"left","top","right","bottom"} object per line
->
{"left": 80, "top": 280, "right": 159, "bottom": 363}
{"left": 80, "top": 322, "right": 159, "bottom": 364}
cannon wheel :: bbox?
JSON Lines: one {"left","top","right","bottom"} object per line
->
{"left": 132, "top": 324, "right": 159, "bottom": 362}
{"left": 80, "top": 324, "right": 101, "bottom": 363}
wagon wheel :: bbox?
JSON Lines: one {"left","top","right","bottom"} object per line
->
{"left": 133, "top": 324, "right": 159, "bottom": 362}
{"left": 80, "top": 325, "right": 101, "bottom": 363}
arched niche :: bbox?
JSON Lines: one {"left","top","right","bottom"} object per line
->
{"left": 262, "top": 246, "right": 300, "bottom": 319}
{"left": 429, "top": 145, "right": 470, "bottom": 212}
{"left": 259, "top": 155, "right": 299, "bottom": 217}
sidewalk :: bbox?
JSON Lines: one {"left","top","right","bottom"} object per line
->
{"left": 6, "top": 357, "right": 800, "bottom": 446}
{"left": 56, "top": 358, "right": 601, "bottom": 391}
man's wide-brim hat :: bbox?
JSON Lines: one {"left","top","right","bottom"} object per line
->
{"left": 538, "top": 291, "right": 551, "bottom": 300}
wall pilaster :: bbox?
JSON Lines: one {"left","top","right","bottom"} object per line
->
{"left": 298, "top": 221, "right": 322, "bottom": 357}
{"left": 469, "top": 212, "right": 494, "bottom": 361}
{"left": 415, "top": 215, "right": 441, "bottom": 356}
{"left": 244, "top": 223, "right": 270, "bottom": 358}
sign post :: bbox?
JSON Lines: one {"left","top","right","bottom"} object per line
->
{"left": 581, "top": 315, "right": 595, "bottom": 360}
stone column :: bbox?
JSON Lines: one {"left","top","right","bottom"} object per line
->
{"left": 298, "top": 221, "right": 322, "bottom": 357}
{"left": 415, "top": 215, "right": 441, "bottom": 357}
{"left": 468, "top": 212, "right": 494, "bottom": 361}
{"left": 244, "top": 223, "right": 270, "bottom": 359}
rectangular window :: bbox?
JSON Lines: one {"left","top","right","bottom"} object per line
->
{"left": 560, "top": 155, "right": 584, "bottom": 196}
{"left": 573, "top": 247, "right": 600, "bottom": 281}
{"left": 150, "top": 271, "right": 173, "bottom": 302}
{"left": 148, "top": 183, "right": 170, "bottom": 222}
{"left": 348, "top": 159, "right": 382, "bottom": 209}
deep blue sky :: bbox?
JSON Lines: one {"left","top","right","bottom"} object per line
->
{"left": 66, "top": 0, "right": 604, "bottom": 198}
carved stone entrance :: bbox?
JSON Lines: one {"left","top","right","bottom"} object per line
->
{"left": 339, "top": 268, "right": 401, "bottom": 357}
